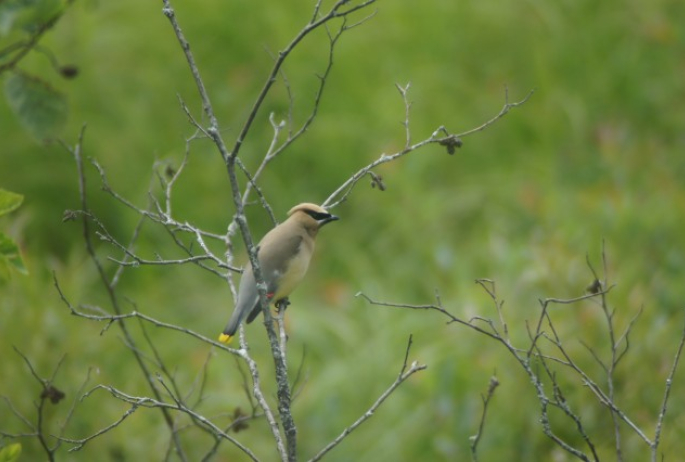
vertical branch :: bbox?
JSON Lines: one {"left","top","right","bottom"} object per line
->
{"left": 226, "top": 0, "right": 379, "bottom": 162}
{"left": 161, "top": 3, "right": 294, "bottom": 459}
{"left": 359, "top": 289, "right": 596, "bottom": 461}
{"left": 62, "top": 125, "right": 188, "bottom": 461}
{"left": 162, "top": 3, "right": 383, "bottom": 461}
{"left": 651, "top": 315, "right": 685, "bottom": 462}
{"left": 587, "top": 248, "right": 622, "bottom": 460}
{"left": 235, "top": 14, "right": 370, "bottom": 213}
{"left": 528, "top": 329, "right": 600, "bottom": 461}
{"left": 396, "top": 82, "right": 412, "bottom": 149}
{"left": 237, "top": 348, "right": 289, "bottom": 458}
{"left": 12, "top": 348, "right": 66, "bottom": 462}
{"left": 226, "top": 157, "right": 296, "bottom": 461}
{"left": 476, "top": 279, "right": 508, "bottom": 341}
{"left": 469, "top": 375, "right": 499, "bottom": 462}
{"left": 6, "top": 349, "right": 91, "bottom": 460}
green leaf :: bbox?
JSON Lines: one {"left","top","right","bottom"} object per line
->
{"left": 0, "top": 442, "right": 22, "bottom": 462}
{"left": 0, "top": 189, "right": 24, "bottom": 217}
{"left": 0, "top": 232, "right": 28, "bottom": 275}
{"left": 0, "top": 3, "right": 20, "bottom": 36}
{"left": 4, "top": 71, "right": 68, "bottom": 141}
{"left": 0, "top": 0, "right": 64, "bottom": 36}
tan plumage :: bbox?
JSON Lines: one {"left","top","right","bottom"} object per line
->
{"left": 219, "top": 203, "right": 339, "bottom": 344}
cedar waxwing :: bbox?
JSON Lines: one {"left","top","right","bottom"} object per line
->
{"left": 219, "top": 203, "right": 339, "bottom": 344}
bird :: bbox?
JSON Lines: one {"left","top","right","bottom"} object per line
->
{"left": 218, "top": 203, "right": 339, "bottom": 344}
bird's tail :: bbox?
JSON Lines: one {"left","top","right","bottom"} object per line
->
{"left": 219, "top": 295, "right": 271, "bottom": 344}
{"left": 218, "top": 311, "right": 242, "bottom": 344}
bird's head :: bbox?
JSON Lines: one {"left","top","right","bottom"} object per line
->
{"left": 288, "top": 203, "right": 339, "bottom": 236}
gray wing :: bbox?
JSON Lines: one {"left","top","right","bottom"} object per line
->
{"left": 245, "top": 232, "right": 304, "bottom": 324}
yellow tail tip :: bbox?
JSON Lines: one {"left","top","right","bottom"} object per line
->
{"left": 218, "top": 333, "right": 233, "bottom": 344}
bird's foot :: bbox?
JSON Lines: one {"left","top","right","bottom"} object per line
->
{"left": 275, "top": 297, "right": 291, "bottom": 314}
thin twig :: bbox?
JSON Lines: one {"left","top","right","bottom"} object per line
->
{"left": 66, "top": 383, "right": 261, "bottom": 460}
{"left": 470, "top": 375, "right": 499, "bottom": 462}
{"left": 54, "top": 274, "right": 239, "bottom": 352}
{"left": 356, "top": 292, "right": 501, "bottom": 341}
{"left": 587, "top": 248, "right": 622, "bottom": 460}
{"left": 323, "top": 88, "right": 534, "bottom": 209}
{"left": 11, "top": 348, "right": 68, "bottom": 461}
{"left": 309, "top": 335, "right": 426, "bottom": 461}
{"left": 226, "top": 0, "right": 379, "bottom": 162}
{"left": 0, "top": 0, "right": 76, "bottom": 73}
{"left": 651, "top": 313, "right": 685, "bottom": 462}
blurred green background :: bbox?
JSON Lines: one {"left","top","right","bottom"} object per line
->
{"left": 2, "top": 0, "right": 685, "bottom": 460}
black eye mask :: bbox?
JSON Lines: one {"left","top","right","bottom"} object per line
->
{"left": 305, "top": 210, "right": 333, "bottom": 221}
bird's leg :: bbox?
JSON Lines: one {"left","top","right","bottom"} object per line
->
{"left": 272, "top": 298, "right": 290, "bottom": 327}
{"left": 275, "top": 297, "right": 291, "bottom": 315}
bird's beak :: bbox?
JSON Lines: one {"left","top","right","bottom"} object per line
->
{"left": 319, "top": 214, "right": 339, "bottom": 227}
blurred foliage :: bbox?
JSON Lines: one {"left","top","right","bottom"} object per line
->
{"left": 4, "top": 70, "right": 68, "bottom": 140}
{"left": 1, "top": 0, "right": 685, "bottom": 460}
{"left": 0, "top": 0, "right": 75, "bottom": 141}
{"left": 0, "top": 443, "right": 22, "bottom": 462}
{"left": 0, "top": 188, "right": 27, "bottom": 277}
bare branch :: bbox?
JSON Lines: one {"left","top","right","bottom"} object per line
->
{"left": 396, "top": 82, "right": 412, "bottom": 149}
{"left": 236, "top": 348, "right": 288, "bottom": 459}
{"left": 539, "top": 287, "right": 614, "bottom": 307}
{"left": 589, "top": 248, "right": 622, "bottom": 460}
{"left": 614, "top": 306, "right": 643, "bottom": 366}
{"left": 52, "top": 367, "right": 94, "bottom": 453}
{"left": 476, "top": 279, "right": 508, "bottom": 340}
{"left": 233, "top": 13, "right": 368, "bottom": 219}
{"left": 225, "top": 0, "right": 380, "bottom": 162}
{"left": 530, "top": 336, "right": 600, "bottom": 461}
{"left": 362, "top": 246, "right": 682, "bottom": 461}
{"left": 65, "top": 205, "right": 235, "bottom": 278}
{"left": 356, "top": 291, "right": 501, "bottom": 342}
{"left": 456, "top": 86, "right": 534, "bottom": 138}
{"left": 652, "top": 313, "right": 685, "bottom": 461}
{"left": 535, "top": 295, "right": 653, "bottom": 447}
{"left": 8, "top": 348, "right": 69, "bottom": 461}
{"left": 62, "top": 403, "right": 140, "bottom": 452}
{"left": 1, "top": 395, "right": 34, "bottom": 431}
{"left": 54, "top": 273, "right": 240, "bottom": 354}
{"left": 323, "top": 88, "right": 533, "bottom": 209}
{"left": 309, "top": 335, "right": 426, "bottom": 461}
{"left": 0, "top": 1, "right": 75, "bottom": 73}
{"left": 163, "top": 0, "right": 294, "bottom": 453}
{"left": 470, "top": 375, "right": 500, "bottom": 462}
